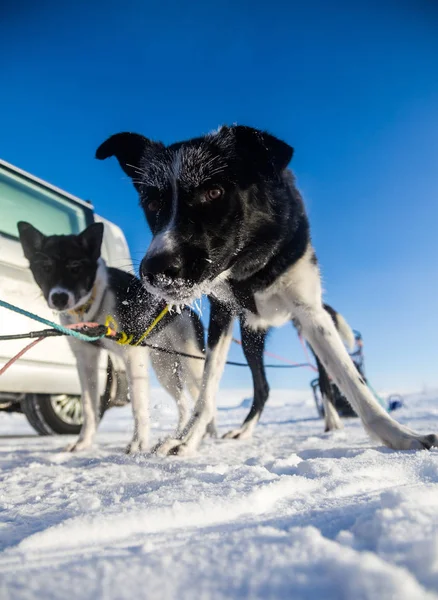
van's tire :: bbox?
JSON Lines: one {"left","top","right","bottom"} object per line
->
{"left": 21, "top": 356, "right": 128, "bottom": 436}
{"left": 21, "top": 394, "right": 83, "bottom": 435}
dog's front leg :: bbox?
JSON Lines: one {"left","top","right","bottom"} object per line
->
{"left": 65, "top": 341, "right": 100, "bottom": 452}
{"left": 223, "top": 320, "right": 269, "bottom": 440}
{"left": 124, "top": 346, "right": 150, "bottom": 453}
{"left": 158, "top": 300, "right": 234, "bottom": 457}
{"left": 294, "top": 302, "right": 437, "bottom": 450}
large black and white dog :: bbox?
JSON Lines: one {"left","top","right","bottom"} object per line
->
{"left": 18, "top": 221, "right": 205, "bottom": 453}
{"left": 96, "top": 125, "right": 438, "bottom": 455}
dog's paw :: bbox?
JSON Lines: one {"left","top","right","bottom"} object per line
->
{"left": 152, "top": 437, "right": 197, "bottom": 457}
{"left": 125, "top": 439, "right": 148, "bottom": 454}
{"left": 222, "top": 427, "right": 253, "bottom": 441}
{"left": 152, "top": 437, "right": 181, "bottom": 456}
{"left": 367, "top": 417, "right": 438, "bottom": 451}
{"left": 64, "top": 439, "right": 92, "bottom": 452}
{"left": 223, "top": 418, "right": 257, "bottom": 441}
{"left": 168, "top": 442, "right": 196, "bottom": 457}
{"left": 324, "top": 421, "right": 344, "bottom": 433}
{"left": 323, "top": 409, "right": 344, "bottom": 432}
{"left": 408, "top": 433, "right": 438, "bottom": 450}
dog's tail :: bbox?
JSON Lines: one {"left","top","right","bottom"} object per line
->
{"left": 324, "top": 304, "right": 355, "bottom": 352}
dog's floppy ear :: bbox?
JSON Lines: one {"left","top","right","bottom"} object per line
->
{"left": 219, "top": 125, "right": 294, "bottom": 180}
{"left": 96, "top": 132, "right": 155, "bottom": 183}
{"left": 17, "top": 222, "right": 46, "bottom": 260}
{"left": 78, "top": 222, "right": 104, "bottom": 262}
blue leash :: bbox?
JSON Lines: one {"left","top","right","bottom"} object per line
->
{"left": 0, "top": 299, "right": 106, "bottom": 342}
{"left": 367, "top": 379, "right": 391, "bottom": 412}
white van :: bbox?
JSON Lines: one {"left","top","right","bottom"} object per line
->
{"left": 0, "top": 159, "right": 132, "bottom": 434}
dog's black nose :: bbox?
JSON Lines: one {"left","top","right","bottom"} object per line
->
{"left": 50, "top": 292, "right": 69, "bottom": 310}
{"left": 140, "top": 253, "right": 183, "bottom": 287}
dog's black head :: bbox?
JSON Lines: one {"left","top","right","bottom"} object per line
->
{"left": 96, "top": 125, "right": 293, "bottom": 303}
{"left": 17, "top": 222, "right": 104, "bottom": 311}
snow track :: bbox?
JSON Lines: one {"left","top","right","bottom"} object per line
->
{"left": 1, "top": 390, "right": 438, "bottom": 599}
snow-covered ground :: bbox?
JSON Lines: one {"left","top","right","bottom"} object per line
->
{"left": 1, "top": 389, "right": 438, "bottom": 600}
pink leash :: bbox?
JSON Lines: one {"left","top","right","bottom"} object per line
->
{"left": 0, "top": 322, "right": 100, "bottom": 377}
{"left": 232, "top": 337, "right": 318, "bottom": 372}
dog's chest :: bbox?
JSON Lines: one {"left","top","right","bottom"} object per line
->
{"left": 245, "top": 286, "right": 294, "bottom": 330}
{"left": 239, "top": 245, "right": 320, "bottom": 330}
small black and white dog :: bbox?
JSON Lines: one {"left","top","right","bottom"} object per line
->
{"left": 96, "top": 126, "right": 438, "bottom": 455}
{"left": 17, "top": 221, "right": 205, "bottom": 453}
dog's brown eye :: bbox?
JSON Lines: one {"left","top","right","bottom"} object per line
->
{"left": 205, "top": 187, "right": 223, "bottom": 201}
{"left": 148, "top": 200, "right": 160, "bottom": 212}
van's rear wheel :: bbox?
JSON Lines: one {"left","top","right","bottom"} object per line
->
{"left": 21, "top": 394, "right": 83, "bottom": 435}
{"left": 21, "top": 356, "right": 128, "bottom": 435}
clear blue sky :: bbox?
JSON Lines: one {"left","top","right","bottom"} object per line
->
{"left": 1, "top": 0, "right": 438, "bottom": 392}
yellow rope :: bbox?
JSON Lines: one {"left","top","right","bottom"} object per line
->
{"left": 133, "top": 305, "right": 170, "bottom": 346}
{"left": 116, "top": 331, "right": 134, "bottom": 345}
{"left": 104, "top": 305, "right": 170, "bottom": 347}
{"left": 104, "top": 315, "right": 118, "bottom": 337}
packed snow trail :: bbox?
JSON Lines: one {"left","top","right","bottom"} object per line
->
{"left": 0, "top": 389, "right": 438, "bottom": 599}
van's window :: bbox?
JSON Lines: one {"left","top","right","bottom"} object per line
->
{"left": 0, "top": 168, "right": 88, "bottom": 239}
